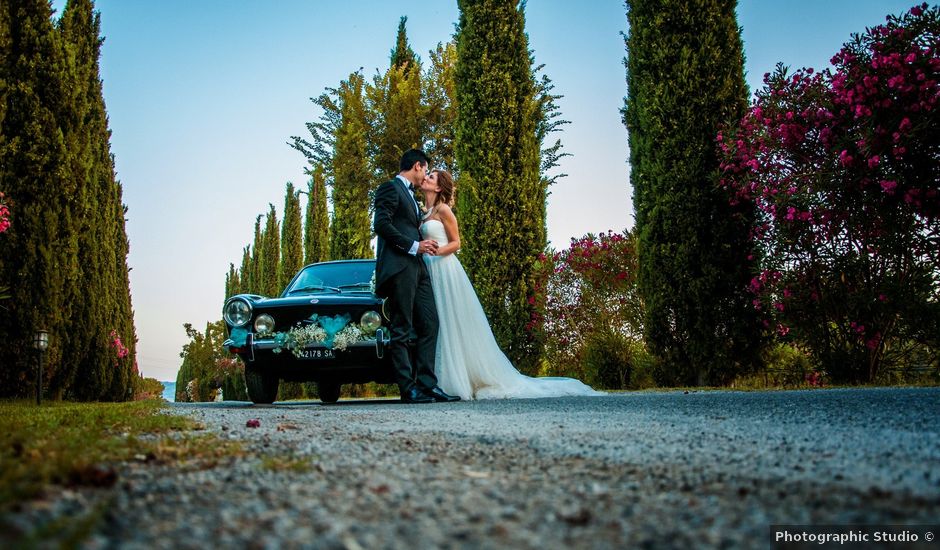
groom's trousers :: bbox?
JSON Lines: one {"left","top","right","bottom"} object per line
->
{"left": 380, "top": 265, "right": 440, "bottom": 393}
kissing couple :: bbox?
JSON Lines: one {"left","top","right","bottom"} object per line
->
{"left": 373, "top": 149, "right": 602, "bottom": 403}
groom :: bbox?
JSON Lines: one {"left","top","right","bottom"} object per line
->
{"left": 373, "top": 149, "right": 460, "bottom": 404}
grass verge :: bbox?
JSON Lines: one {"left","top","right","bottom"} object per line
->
{"left": 0, "top": 399, "right": 240, "bottom": 512}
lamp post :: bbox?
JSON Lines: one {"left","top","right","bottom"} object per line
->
{"left": 33, "top": 329, "right": 49, "bottom": 405}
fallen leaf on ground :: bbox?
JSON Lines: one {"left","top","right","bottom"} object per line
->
{"left": 277, "top": 423, "right": 301, "bottom": 431}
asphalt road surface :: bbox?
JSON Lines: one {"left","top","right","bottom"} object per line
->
{"left": 8, "top": 387, "right": 940, "bottom": 549}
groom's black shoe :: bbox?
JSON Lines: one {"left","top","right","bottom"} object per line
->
{"left": 401, "top": 386, "right": 434, "bottom": 404}
{"left": 425, "top": 386, "right": 461, "bottom": 403}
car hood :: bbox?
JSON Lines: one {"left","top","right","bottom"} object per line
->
{"left": 248, "top": 293, "right": 383, "bottom": 308}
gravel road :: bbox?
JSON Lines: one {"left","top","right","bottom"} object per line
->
{"left": 6, "top": 387, "right": 940, "bottom": 549}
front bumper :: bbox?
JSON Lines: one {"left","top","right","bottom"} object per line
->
{"left": 223, "top": 328, "right": 391, "bottom": 363}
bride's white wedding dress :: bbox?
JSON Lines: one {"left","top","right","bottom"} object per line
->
{"left": 420, "top": 218, "right": 603, "bottom": 400}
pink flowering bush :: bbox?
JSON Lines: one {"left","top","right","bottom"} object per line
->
{"left": 0, "top": 192, "right": 10, "bottom": 234}
{"left": 534, "top": 230, "right": 650, "bottom": 388}
{"left": 0, "top": 193, "right": 9, "bottom": 301}
{"left": 109, "top": 329, "right": 130, "bottom": 361}
{"left": 719, "top": 4, "right": 939, "bottom": 382}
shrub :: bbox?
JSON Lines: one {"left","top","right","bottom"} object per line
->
{"left": 582, "top": 330, "right": 655, "bottom": 390}
{"left": 134, "top": 377, "right": 165, "bottom": 401}
{"left": 719, "top": 3, "right": 940, "bottom": 383}
{"left": 538, "top": 230, "right": 646, "bottom": 386}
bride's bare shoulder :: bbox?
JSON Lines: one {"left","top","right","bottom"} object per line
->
{"left": 437, "top": 203, "right": 456, "bottom": 220}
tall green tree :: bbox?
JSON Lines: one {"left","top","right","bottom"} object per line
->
{"left": 0, "top": 0, "right": 78, "bottom": 398}
{"left": 280, "top": 182, "right": 303, "bottom": 288}
{"left": 104, "top": 185, "right": 136, "bottom": 399}
{"left": 454, "top": 0, "right": 549, "bottom": 374}
{"left": 276, "top": 188, "right": 303, "bottom": 403}
{"left": 623, "top": 0, "right": 761, "bottom": 385}
{"left": 390, "top": 16, "right": 419, "bottom": 74}
{"left": 304, "top": 164, "right": 330, "bottom": 264}
{"left": 291, "top": 72, "right": 372, "bottom": 261}
{"left": 58, "top": 0, "right": 137, "bottom": 401}
{"left": 330, "top": 72, "right": 373, "bottom": 260}
{"left": 249, "top": 215, "right": 262, "bottom": 294}
{"left": 238, "top": 245, "right": 250, "bottom": 294}
{"left": 367, "top": 17, "right": 425, "bottom": 181}
{"left": 225, "top": 263, "right": 238, "bottom": 299}
{"left": 260, "top": 204, "right": 280, "bottom": 296}
{"left": 424, "top": 41, "right": 459, "bottom": 177}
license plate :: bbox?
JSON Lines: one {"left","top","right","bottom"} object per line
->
{"left": 297, "top": 348, "right": 335, "bottom": 360}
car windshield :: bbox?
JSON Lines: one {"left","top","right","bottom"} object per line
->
{"left": 284, "top": 261, "right": 375, "bottom": 296}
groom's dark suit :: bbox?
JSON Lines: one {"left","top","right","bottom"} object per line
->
{"left": 373, "top": 176, "right": 440, "bottom": 395}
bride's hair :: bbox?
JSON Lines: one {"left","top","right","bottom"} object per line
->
{"left": 432, "top": 170, "right": 455, "bottom": 207}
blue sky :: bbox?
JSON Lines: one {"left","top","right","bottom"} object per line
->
{"left": 48, "top": 0, "right": 916, "bottom": 381}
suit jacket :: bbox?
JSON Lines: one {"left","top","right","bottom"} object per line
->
{"left": 373, "top": 177, "right": 424, "bottom": 292}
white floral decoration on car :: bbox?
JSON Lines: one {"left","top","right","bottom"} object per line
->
{"left": 270, "top": 314, "right": 375, "bottom": 358}
{"left": 333, "top": 324, "right": 363, "bottom": 351}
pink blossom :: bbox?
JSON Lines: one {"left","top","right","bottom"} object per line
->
{"left": 880, "top": 180, "right": 897, "bottom": 194}
{"left": 839, "top": 150, "right": 854, "bottom": 167}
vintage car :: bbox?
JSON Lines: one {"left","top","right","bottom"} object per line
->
{"left": 222, "top": 259, "right": 393, "bottom": 404}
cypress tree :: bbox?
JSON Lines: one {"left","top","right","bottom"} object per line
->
{"left": 0, "top": 0, "right": 77, "bottom": 398}
{"left": 260, "top": 204, "right": 280, "bottom": 297}
{"left": 390, "top": 16, "right": 419, "bottom": 75}
{"left": 249, "top": 215, "right": 262, "bottom": 294}
{"left": 330, "top": 72, "right": 373, "bottom": 260}
{"left": 367, "top": 17, "right": 424, "bottom": 181}
{"left": 225, "top": 263, "right": 238, "bottom": 299}
{"left": 239, "top": 245, "right": 251, "bottom": 294}
{"left": 53, "top": 0, "right": 94, "bottom": 397}
{"left": 303, "top": 164, "right": 330, "bottom": 264}
{"left": 105, "top": 191, "right": 136, "bottom": 400}
{"left": 59, "top": 0, "right": 137, "bottom": 400}
{"left": 623, "top": 0, "right": 761, "bottom": 385}
{"left": 454, "top": 0, "right": 548, "bottom": 374}
{"left": 280, "top": 182, "right": 303, "bottom": 288}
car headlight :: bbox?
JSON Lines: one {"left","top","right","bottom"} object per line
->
{"left": 223, "top": 298, "right": 252, "bottom": 327}
{"left": 254, "top": 314, "right": 275, "bottom": 335}
{"left": 360, "top": 310, "right": 382, "bottom": 332}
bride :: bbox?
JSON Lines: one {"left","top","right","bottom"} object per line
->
{"left": 418, "top": 169, "right": 603, "bottom": 400}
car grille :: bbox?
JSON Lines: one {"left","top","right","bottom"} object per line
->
{"left": 254, "top": 304, "right": 378, "bottom": 333}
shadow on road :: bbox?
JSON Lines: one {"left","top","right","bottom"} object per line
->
{"left": 170, "top": 398, "right": 402, "bottom": 409}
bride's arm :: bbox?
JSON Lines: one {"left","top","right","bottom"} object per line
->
{"left": 436, "top": 204, "right": 461, "bottom": 257}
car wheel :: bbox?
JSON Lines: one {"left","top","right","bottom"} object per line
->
{"left": 245, "top": 365, "right": 279, "bottom": 404}
{"left": 318, "top": 382, "right": 341, "bottom": 404}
